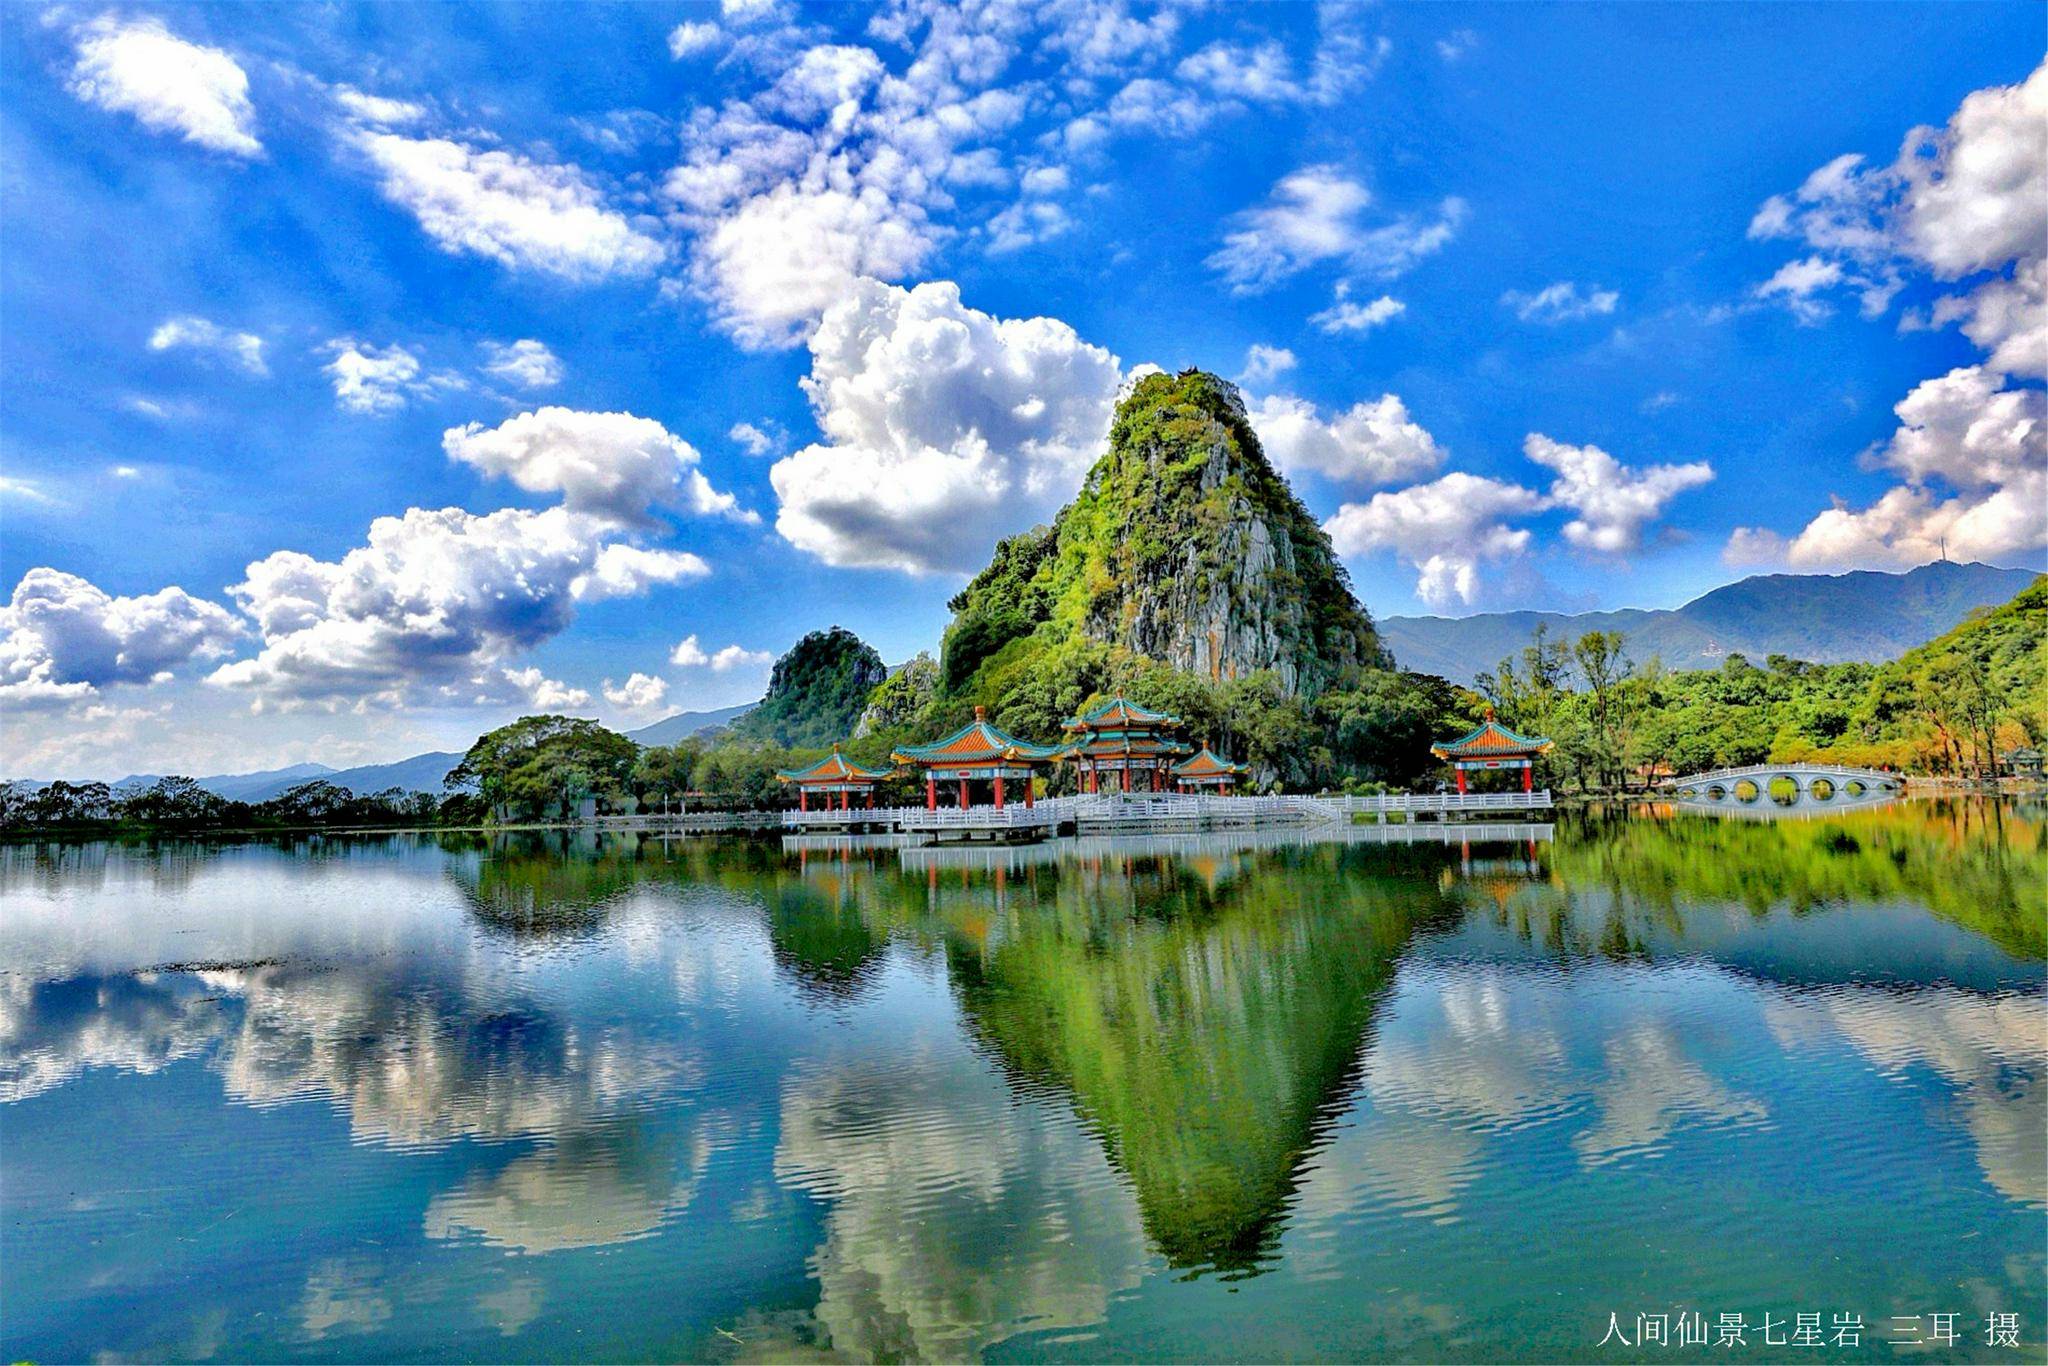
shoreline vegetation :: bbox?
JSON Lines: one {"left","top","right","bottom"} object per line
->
{"left": 7, "top": 372, "right": 2039, "bottom": 840}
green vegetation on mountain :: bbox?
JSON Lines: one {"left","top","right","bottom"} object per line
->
{"left": 728, "top": 626, "right": 887, "bottom": 748}
{"left": 943, "top": 369, "right": 1388, "bottom": 702}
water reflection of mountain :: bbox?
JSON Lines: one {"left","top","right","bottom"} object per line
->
{"left": 930, "top": 845, "right": 1472, "bottom": 1274}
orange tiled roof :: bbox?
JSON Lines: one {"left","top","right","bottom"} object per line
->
{"left": 775, "top": 744, "right": 894, "bottom": 784}
{"left": 893, "top": 707, "right": 1063, "bottom": 765}
{"left": 1172, "top": 746, "right": 1248, "bottom": 778}
{"left": 1430, "top": 711, "right": 1554, "bottom": 760}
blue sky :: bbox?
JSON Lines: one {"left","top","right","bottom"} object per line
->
{"left": 2, "top": 2, "right": 2042, "bottom": 778}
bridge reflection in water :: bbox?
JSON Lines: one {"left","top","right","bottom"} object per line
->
{"left": 1662, "top": 762, "right": 1906, "bottom": 817}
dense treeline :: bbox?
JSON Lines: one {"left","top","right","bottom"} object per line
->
{"left": 1480, "top": 577, "right": 2046, "bottom": 789}
{"left": 0, "top": 775, "right": 486, "bottom": 834}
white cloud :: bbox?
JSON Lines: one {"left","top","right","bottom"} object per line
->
{"left": 350, "top": 130, "right": 665, "bottom": 282}
{"left": 1208, "top": 166, "right": 1464, "bottom": 294}
{"left": 442, "top": 407, "right": 748, "bottom": 527}
{"left": 1523, "top": 434, "right": 1714, "bottom": 553}
{"left": 1323, "top": 473, "right": 1545, "bottom": 608}
{"left": 675, "top": 635, "right": 774, "bottom": 671}
{"left": 502, "top": 666, "right": 590, "bottom": 709}
{"left": 1, "top": 476, "right": 57, "bottom": 505}
{"left": 334, "top": 87, "right": 426, "bottom": 128}
{"left": 668, "top": 21, "right": 724, "bottom": 59}
{"left": 480, "top": 339, "right": 563, "bottom": 390}
{"left": 1721, "top": 526, "right": 1787, "bottom": 568}
{"left": 1235, "top": 345, "right": 1296, "bottom": 387}
{"left": 1310, "top": 290, "right": 1404, "bottom": 335}
{"left": 1, "top": 568, "right": 243, "bottom": 706}
{"left": 985, "top": 199, "right": 1073, "bottom": 254}
{"left": 603, "top": 672, "right": 669, "bottom": 712}
{"left": 1175, "top": 41, "right": 1300, "bottom": 105}
{"left": 1749, "top": 61, "right": 2045, "bottom": 329}
{"left": 769, "top": 278, "right": 1122, "bottom": 573}
{"left": 1768, "top": 366, "right": 2046, "bottom": 570}
{"left": 1436, "top": 29, "right": 1479, "bottom": 61}
{"left": 149, "top": 316, "right": 267, "bottom": 376}
{"left": 722, "top": 0, "right": 788, "bottom": 26}
{"left": 322, "top": 340, "right": 424, "bottom": 415}
{"left": 1752, "top": 256, "right": 1846, "bottom": 324}
{"left": 67, "top": 15, "right": 260, "bottom": 157}
{"left": 728, "top": 421, "right": 783, "bottom": 457}
{"left": 1250, "top": 393, "right": 1445, "bottom": 487}
{"left": 209, "top": 506, "right": 709, "bottom": 711}
{"left": 684, "top": 183, "right": 938, "bottom": 350}
{"left": 1501, "top": 281, "right": 1619, "bottom": 324}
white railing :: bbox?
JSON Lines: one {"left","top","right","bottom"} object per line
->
{"left": 780, "top": 788, "right": 1553, "bottom": 833}
{"left": 1313, "top": 790, "right": 1553, "bottom": 816}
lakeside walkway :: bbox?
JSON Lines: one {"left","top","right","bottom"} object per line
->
{"left": 777, "top": 788, "right": 1554, "bottom": 843}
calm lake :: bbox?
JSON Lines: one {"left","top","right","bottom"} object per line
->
{"left": 3, "top": 800, "right": 2042, "bottom": 1363}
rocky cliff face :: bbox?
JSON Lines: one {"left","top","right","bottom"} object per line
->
{"left": 944, "top": 369, "right": 1387, "bottom": 698}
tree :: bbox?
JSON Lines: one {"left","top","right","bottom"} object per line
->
{"left": 446, "top": 715, "right": 639, "bottom": 822}
{"left": 1571, "top": 630, "right": 1634, "bottom": 789}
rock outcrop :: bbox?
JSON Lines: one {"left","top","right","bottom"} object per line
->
{"left": 943, "top": 369, "right": 1387, "bottom": 698}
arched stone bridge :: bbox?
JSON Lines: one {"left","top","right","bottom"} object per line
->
{"left": 1661, "top": 763, "right": 1905, "bottom": 815}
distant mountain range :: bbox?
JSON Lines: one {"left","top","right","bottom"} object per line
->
{"left": 50, "top": 704, "right": 756, "bottom": 802}
{"left": 1380, "top": 561, "right": 2040, "bottom": 684}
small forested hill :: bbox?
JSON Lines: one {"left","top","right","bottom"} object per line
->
{"left": 1383, "top": 560, "right": 2038, "bottom": 683}
{"left": 729, "top": 627, "right": 887, "bottom": 748}
{"left": 943, "top": 369, "right": 1388, "bottom": 700}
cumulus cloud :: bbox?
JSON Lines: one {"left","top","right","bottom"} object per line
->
{"left": 350, "top": 130, "right": 665, "bottom": 282}
{"left": 768, "top": 279, "right": 1122, "bottom": 573}
{"left": 1207, "top": 166, "right": 1465, "bottom": 294}
{"left": 1, "top": 568, "right": 243, "bottom": 706}
{"left": 67, "top": 15, "right": 260, "bottom": 157}
{"left": 602, "top": 672, "right": 669, "bottom": 712}
{"left": 503, "top": 666, "right": 590, "bottom": 709}
{"left": 672, "top": 635, "right": 773, "bottom": 671}
{"left": 1250, "top": 393, "right": 1445, "bottom": 487}
{"left": 1523, "top": 434, "right": 1714, "bottom": 553}
{"left": 480, "top": 339, "right": 563, "bottom": 390}
{"left": 1738, "top": 63, "right": 2048, "bottom": 571}
{"left": 985, "top": 199, "right": 1073, "bottom": 254}
{"left": 1748, "top": 60, "right": 2045, "bottom": 337}
{"left": 1235, "top": 345, "right": 1296, "bottom": 386}
{"left": 322, "top": 340, "right": 425, "bottom": 415}
{"left": 1310, "top": 290, "right": 1404, "bottom": 335}
{"left": 1746, "top": 366, "right": 2046, "bottom": 570}
{"left": 149, "top": 316, "right": 266, "bottom": 376}
{"left": 1501, "top": 281, "right": 1619, "bottom": 324}
{"left": 1323, "top": 474, "right": 1545, "bottom": 609}
{"left": 441, "top": 407, "right": 748, "bottom": 527}
{"left": 208, "top": 506, "right": 709, "bottom": 710}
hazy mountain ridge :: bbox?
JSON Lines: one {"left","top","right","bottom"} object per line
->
{"left": 1382, "top": 561, "right": 2039, "bottom": 684}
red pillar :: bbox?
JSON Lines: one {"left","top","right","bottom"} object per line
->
{"left": 1152, "top": 767, "right": 1161, "bottom": 792}
{"left": 926, "top": 775, "right": 936, "bottom": 811}
{"left": 1086, "top": 768, "right": 1096, "bottom": 794}
{"left": 866, "top": 790, "right": 875, "bottom": 809}
{"left": 800, "top": 789, "right": 808, "bottom": 812}
{"left": 1122, "top": 766, "right": 1131, "bottom": 793}
{"left": 994, "top": 776, "right": 1005, "bottom": 810}
{"left": 1522, "top": 763, "right": 1533, "bottom": 793}
{"left": 958, "top": 776, "right": 969, "bottom": 810}
{"left": 1455, "top": 767, "right": 1467, "bottom": 795}
{"left": 840, "top": 789, "right": 849, "bottom": 810}
{"left": 1025, "top": 776, "right": 1034, "bottom": 808}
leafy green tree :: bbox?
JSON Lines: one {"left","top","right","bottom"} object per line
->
{"left": 446, "top": 714, "right": 639, "bottom": 822}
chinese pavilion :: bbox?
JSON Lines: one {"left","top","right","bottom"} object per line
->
{"left": 1060, "top": 695, "right": 1192, "bottom": 793}
{"left": 775, "top": 744, "right": 894, "bottom": 811}
{"left": 1171, "top": 745, "right": 1248, "bottom": 795}
{"left": 892, "top": 706, "right": 1063, "bottom": 810}
{"left": 1429, "top": 709, "right": 1554, "bottom": 793}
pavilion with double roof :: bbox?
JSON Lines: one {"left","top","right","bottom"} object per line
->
{"left": 892, "top": 706, "right": 1063, "bottom": 811}
{"left": 1060, "top": 695, "right": 1193, "bottom": 794}
{"left": 1430, "top": 708, "right": 1554, "bottom": 793}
